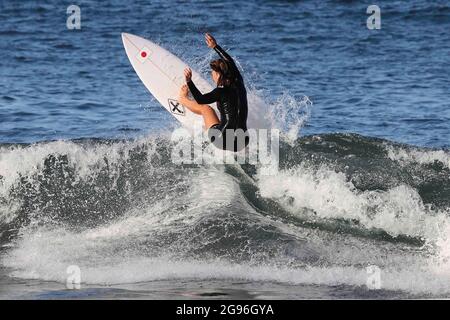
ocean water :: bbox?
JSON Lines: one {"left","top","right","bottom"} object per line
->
{"left": 0, "top": 0, "right": 450, "bottom": 299}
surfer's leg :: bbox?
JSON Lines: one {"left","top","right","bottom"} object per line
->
{"left": 199, "top": 105, "right": 220, "bottom": 129}
{"left": 180, "top": 98, "right": 204, "bottom": 115}
{"left": 180, "top": 98, "right": 220, "bottom": 129}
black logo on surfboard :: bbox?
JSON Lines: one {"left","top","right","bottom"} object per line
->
{"left": 168, "top": 99, "right": 185, "bottom": 116}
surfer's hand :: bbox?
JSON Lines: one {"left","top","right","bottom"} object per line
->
{"left": 184, "top": 68, "right": 192, "bottom": 82}
{"left": 179, "top": 85, "right": 189, "bottom": 98}
{"left": 205, "top": 33, "right": 217, "bottom": 49}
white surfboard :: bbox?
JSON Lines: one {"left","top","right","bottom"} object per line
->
{"left": 122, "top": 33, "right": 269, "bottom": 133}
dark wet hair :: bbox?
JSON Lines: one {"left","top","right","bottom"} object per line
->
{"left": 210, "top": 59, "right": 232, "bottom": 87}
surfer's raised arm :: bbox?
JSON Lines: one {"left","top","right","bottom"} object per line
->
{"left": 205, "top": 33, "right": 242, "bottom": 81}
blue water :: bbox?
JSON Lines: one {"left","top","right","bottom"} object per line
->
{"left": 1, "top": 0, "right": 449, "bottom": 146}
{"left": 1, "top": 0, "right": 450, "bottom": 300}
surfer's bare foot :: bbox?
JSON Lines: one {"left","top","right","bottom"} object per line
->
{"left": 178, "top": 85, "right": 189, "bottom": 104}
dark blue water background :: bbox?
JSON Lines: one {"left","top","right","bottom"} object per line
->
{"left": 1, "top": 0, "right": 449, "bottom": 147}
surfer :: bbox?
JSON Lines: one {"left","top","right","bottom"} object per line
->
{"left": 178, "top": 33, "right": 249, "bottom": 152}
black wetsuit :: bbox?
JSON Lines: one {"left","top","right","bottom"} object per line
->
{"left": 187, "top": 45, "right": 248, "bottom": 151}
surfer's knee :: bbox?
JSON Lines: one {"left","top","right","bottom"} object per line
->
{"left": 200, "top": 105, "right": 214, "bottom": 115}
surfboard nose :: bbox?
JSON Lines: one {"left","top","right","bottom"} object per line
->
{"left": 122, "top": 32, "right": 138, "bottom": 44}
{"left": 121, "top": 33, "right": 139, "bottom": 52}
{"left": 121, "top": 32, "right": 143, "bottom": 48}
{"left": 121, "top": 32, "right": 130, "bottom": 44}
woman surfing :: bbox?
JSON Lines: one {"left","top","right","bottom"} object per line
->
{"left": 178, "top": 33, "right": 249, "bottom": 152}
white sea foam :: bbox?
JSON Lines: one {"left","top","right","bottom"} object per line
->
{"left": 2, "top": 159, "right": 450, "bottom": 296}
{"left": 0, "top": 136, "right": 159, "bottom": 224}
{"left": 257, "top": 164, "right": 450, "bottom": 240}
{"left": 387, "top": 145, "right": 450, "bottom": 169}
{"left": 5, "top": 228, "right": 450, "bottom": 295}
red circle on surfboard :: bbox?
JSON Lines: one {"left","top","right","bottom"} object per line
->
{"left": 141, "top": 51, "right": 147, "bottom": 58}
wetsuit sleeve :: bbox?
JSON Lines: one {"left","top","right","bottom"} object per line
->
{"left": 187, "top": 80, "right": 221, "bottom": 104}
{"left": 214, "top": 45, "right": 242, "bottom": 81}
